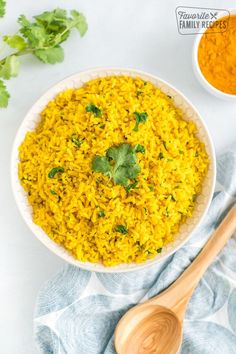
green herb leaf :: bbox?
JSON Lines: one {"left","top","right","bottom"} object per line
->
{"left": 3, "top": 35, "right": 27, "bottom": 51}
{"left": 34, "top": 46, "right": 64, "bottom": 64}
{"left": 133, "top": 111, "right": 148, "bottom": 132}
{"left": 92, "top": 143, "right": 141, "bottom": 187}
{"left": 0, "top": 56, "right": 20, "bottom": 80}
{"left": 134, "top": 144, "right": 145, "bottom": 154}
{"left": 126, "top": 180, "right": 139, "bottom": 193}
{"left": 48, "top": 167, "right": 64, "bottom": 178}
{"left": 0, "top": 80, "right": 10, "bottom": 107}
{"left": 86, "top": 103, "right": 102, "bottom": 117}
{"left": 18, "top": 14, "right": 31, "bottom": 27}
{"left": 70, "top": 10, "right": 88, "bottom": 37}
{"left": 92, "top": 156, "right": 111, "bottom": 175}
{"left": 71, "top": 134, "right": 83, "bottom": 148}
{"left": 157, "top": 247, "right": 162, "bottom": 253}
{"left": 115, "top": 225, "right": 128, "bottom": 234}
{"left": 171, "top": 195, "right": 176, "bottom": 202}
{"left": 0, "top": 0, "right": 6, "bottom": 17}
{"left": 50, "top": 189, "right": 57, "bottom": 195}
{"left": 98, "top": 210, "right": 105, "bottom": 218}
{"left": 19, "top": 21, "right": 48, "bottom": 48}
{"left": 34, "top": 8, "right": 67, "bottom": 25}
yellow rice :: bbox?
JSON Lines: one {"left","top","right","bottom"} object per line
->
{"left": 18, "top": 76, "right": 208, "bottom": 266}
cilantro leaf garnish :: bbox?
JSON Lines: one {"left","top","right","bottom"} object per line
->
{"left": 0, "top": 0, "right": 6, "bottom": 18}
{"left": 34, "top": 46, "right": 64, "bottom": 64}
{"left": 50, "top": 189, "right": 57, "bottom": 195}
{"left": 70, "top": 10, "right": 88, "bottom": 36}
{"left": 0, "top": 55, "right": 20, "bottom": 79}
{"left": 86, "top": 103, "right": 102, "bottom": 117}
{"left": 134, "top": 144, "right": 145, "bottom": 154}
{"left": 133, "top": 112, "right": 148, "bottom": 132}
{"left": 3, "top": 35, "right": 26, "bottom": 51}
{"left": 115, "top": 225, "right": 128, "bottom": 234}
{"left": 98, "top": 210, "right": 105, "bottom": 218}
{"left": 0, "top": 80, "right": 10, "bottom": 107}
{"left": 92, "top": 156, "right": 111, "bottom": 174}
{"left": 92, "top": 143, "right": 141, "bottom": 187}
{"left": 48, "top": 167, "right": 64, "bottom": 178}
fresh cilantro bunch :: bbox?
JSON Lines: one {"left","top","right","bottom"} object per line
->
{"left": 0, "top": 8, "right": 88, "bottom": 107}
{"left": 92, "top": 143, "right": 143, "bottom": 188}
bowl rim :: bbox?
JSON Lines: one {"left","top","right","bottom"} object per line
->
{"left": 11, "top": 67, "right": 216, "bottom": 273}
{"left": 193, "top": 9, "right": 236, "bottom": 99}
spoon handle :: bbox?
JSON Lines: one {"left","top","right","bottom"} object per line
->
{"left": 152, "top": 203, "right": 236, "bottom": 313}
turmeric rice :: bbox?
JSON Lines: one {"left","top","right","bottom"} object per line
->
{"left": 18, "top": 76, "right": 208, "bottom": 266}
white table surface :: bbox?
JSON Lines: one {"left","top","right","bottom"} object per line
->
{"left": 1, "top": 0, "right": 236, "bottom": 353}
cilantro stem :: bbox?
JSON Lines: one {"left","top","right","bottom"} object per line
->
{"left": 0, "top": 49, "right": 33, "bottom": 66}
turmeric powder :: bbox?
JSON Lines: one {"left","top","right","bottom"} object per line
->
{"left": 198, "top": 15, "right": 236, "bottom": 95}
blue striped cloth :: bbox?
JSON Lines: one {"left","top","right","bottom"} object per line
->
{"left": 35, "top": 145, "right": 236, "bottom": 354}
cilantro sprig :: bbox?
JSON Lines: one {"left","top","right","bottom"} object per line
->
{"left": 0, "top": 8, "right": 88, "bottom": 108}
{"left": 92, "top": 143, "right": 141, "bottom": 188}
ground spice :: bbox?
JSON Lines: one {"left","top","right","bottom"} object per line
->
{"left": 198, "top": 15, "right": 236, "bottom": 95}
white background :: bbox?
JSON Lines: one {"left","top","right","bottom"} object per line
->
{"left": 0, "top": 0, "right": 236, "bottom": 353}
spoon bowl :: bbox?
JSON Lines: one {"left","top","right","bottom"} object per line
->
{"left": 115, "top": 304, "right": 182, "bottom": 354}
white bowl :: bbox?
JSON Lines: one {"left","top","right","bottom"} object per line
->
{"left": 193, "top": 10, "right": 236, "bottom": 101}
{"left": 11, "top": 68, "right": 216, "bottom": 273}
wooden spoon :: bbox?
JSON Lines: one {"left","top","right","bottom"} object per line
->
{"left": 115, "top": 204, "right": 236, "bottom": 354}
